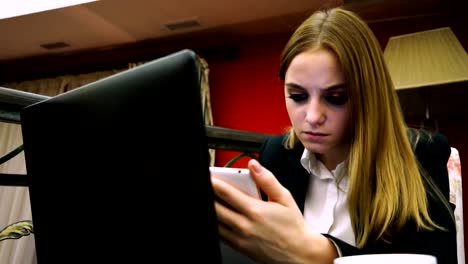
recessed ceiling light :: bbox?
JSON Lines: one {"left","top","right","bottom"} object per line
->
{"left": 40, "top": 41, "right": 71, "bottom": 50}
{"left": 0, "top": 0, "right": 99, "bottom": 20}
{"left": 162, "top": 18, "right": 201, "bottom": 31}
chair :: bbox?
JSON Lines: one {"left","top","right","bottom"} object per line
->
{"left": 448, "top": 147, "right": 465, "bottom": 264}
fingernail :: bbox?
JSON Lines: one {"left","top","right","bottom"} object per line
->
{"left": 250, "top": 159, "right": 262, "bottom": 173}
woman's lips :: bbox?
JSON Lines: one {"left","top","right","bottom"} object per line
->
{"left": 303, "top": 131, "right": 328, "bottom": 141}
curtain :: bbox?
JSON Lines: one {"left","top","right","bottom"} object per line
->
{"left": 197, "top": 56, "right": 216, "bottom": 166}
{"left": 0, "top": 53, "right": 214, "bottom": 263}
{"left": 0, "top": 124, "right": 34, "bottom": 264}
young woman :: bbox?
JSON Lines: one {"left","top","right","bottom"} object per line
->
{"left": 211, "top": 6, "right": 457, "bottom": 264}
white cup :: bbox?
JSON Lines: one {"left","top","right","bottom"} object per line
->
{"left": 334, "top": 254, "right": 437, "bottom": 264}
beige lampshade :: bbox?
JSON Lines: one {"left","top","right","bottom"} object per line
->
{"left": 383, "top": 27, "right": 468, "bottom": 120}
{"left": 384, "top": 27, "right": 468, "bottom": 90}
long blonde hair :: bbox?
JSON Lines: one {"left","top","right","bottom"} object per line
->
{"left": 279, "top": 7, "right": 450, "bottom": 247}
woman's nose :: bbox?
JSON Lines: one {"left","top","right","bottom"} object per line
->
{"left": 305, "top": 99, "right": 326, "bottom": 125}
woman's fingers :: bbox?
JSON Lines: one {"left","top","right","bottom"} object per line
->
{"left": 248, "top": 159, "right": 298, "bottom": 209}
{"left": 211, "top": 176, "right": 257, "bottom": 213}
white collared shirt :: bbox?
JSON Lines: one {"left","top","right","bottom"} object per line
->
{"left": 300, "top": 149, "right": 356, "bottom": 246}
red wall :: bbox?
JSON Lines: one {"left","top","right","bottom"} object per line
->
{"left": 208, "top": 34, "right": 291, "bottom": 167}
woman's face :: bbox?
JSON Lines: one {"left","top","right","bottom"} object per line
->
{"left": 284, "top": 48, "right": 351, "bottom": 162}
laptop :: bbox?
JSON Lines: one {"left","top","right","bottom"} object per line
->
{"left": 21, "top": 49, "right": 222, "bottom": 263}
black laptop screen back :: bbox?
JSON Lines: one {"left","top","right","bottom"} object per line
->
{"left": 21, "top": 49, "right": 222, "bottom": 263}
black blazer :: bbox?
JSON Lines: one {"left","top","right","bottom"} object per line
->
{"left": 258, "top": 129, "right": 457, "bottom": 264}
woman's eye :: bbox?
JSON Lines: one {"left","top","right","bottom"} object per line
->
{"left": 324, "top": 95, "right": 348, "bottom": 106}
{"left": 288, "top": 94, "right": 308, "bottom": 102}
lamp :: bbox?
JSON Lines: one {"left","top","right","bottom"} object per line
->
{"left": 383, "top": 27, "right": 468, "bottom": 126}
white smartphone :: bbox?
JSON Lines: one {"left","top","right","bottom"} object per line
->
{"left": 209, "top": 166, "right": 261, "bottom": 199}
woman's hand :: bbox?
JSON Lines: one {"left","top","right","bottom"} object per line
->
{"left": 211, "top": 159, "right": 338, "bottom": 264}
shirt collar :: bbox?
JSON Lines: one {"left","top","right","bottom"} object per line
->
{"left": 300, "top": 148, "right": 346, "bottom": 181}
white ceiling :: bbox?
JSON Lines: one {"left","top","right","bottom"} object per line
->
{"left": 0, "top": 0, "right": 451, "bottom": 61}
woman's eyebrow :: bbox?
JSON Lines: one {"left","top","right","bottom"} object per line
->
{"left": 285, "top": 83, "right": 346, "bottom": 91}
{"left": 284, "top": 83, "right": 305, "bottom": 90}
{"left": 323, "top": 84, "right": 346, "bottom": 91}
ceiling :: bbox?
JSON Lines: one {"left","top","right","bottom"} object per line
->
{"left": 0, "top": 0, "right": 453, "bottom": 62}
